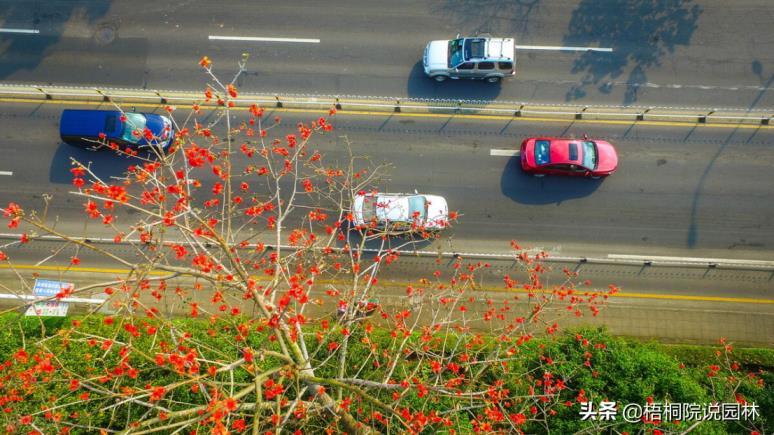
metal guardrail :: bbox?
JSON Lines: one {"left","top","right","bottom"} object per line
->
{"left": 0, "top": 83, "right": 771, "bottom": 126}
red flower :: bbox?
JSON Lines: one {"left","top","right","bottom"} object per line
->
{"left": 3, "top": 202, "right": 21, "bottom": 218}
{"left": 163, "top": 211, "right": 175, "bottom": 226}
{"left": 149, "top": 386, "right": 166, "bottom": 402}
{"left": 249, "top": 104, "right": 264, "bottom": 117}
{"left": 84, "top": 200, "right": 100, "bottom": 218}
{"left": 227, "top": 84, "right": 238, "bottom": 98}
{"left": 224, "top": 397, "right": 238, "bottom": 412}
{"left": 232, "top": 419, "right": 247, "bottom": 431}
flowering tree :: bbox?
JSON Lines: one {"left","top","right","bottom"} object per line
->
{"left": 0, "top": 57, "right": 621, "bottom": 434}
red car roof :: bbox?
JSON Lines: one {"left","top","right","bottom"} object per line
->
{"left": 548, "top": 139, "right": 579, "bottom": 164}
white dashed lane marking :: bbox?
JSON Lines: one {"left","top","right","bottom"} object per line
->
{"left": 209, "top": 35, "right": 320, "bottom": 43}
{"left": 0, "top": 28, "right": 39, "bottom": 34}
{"left": 516, "top": 45, "right": 613, "bottom": 53}
{"left": 490, "top": 149, "right": 519, "bottom": 157}
{"left": 0, "top": 171, "right": 13, "bottom": 176}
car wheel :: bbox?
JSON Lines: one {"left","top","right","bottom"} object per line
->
{"left": 486, "top": 76, "right": 501, "bottom": 83}
{"left": 433, "top": 75, "right": 448, "bottom": 82}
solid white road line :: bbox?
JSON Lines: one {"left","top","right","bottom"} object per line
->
{"left": 209, "top": 35, "right": 320, "bottom": 43}
{"left": 515, "top": 45, "right": 613, "bottom": 53}
{"left": 490, "top": 149, "right": 519, "bottom": 157}
{"left": 608, "top": 254, "right": 774, "bottom": 267}
{"left": 0, "top": 28, "right": 39, "bottom": 34}
{"left": 0, "top": 171, "right": 13, "bottom": 176}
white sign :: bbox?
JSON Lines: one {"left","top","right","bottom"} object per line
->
{"left": 24, "top": 279, "right": 73, "bottom": 317}
{"left": 25, "top": 301, "right": 70, "bottom": 317}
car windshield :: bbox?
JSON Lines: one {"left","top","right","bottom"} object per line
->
{"left": 448, "top": 38, "right": 464, "bottom": 67}
{"left": 407, "top": 196, "right": 427, "bottom": 221}
{"left": 120, "top": 113, "right": 147, "bottom": 144}
{"left": 534, "top": 140, "right": 551, "bottom": 165}
{"left": 581, "top": 141, "right": 598, "bottom": 169}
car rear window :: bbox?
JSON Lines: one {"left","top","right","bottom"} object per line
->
{"left": 535, "top": 140, "right": 551, "bottom": 165}
{"left": 568, "top": 143, "right": 579, "bottom": 161}
{"left": 498, "top": 61, "right": 513, "bottom": 70}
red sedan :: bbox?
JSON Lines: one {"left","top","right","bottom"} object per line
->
{"left": 520, "top": 137, "right": 618, "bottom": 178}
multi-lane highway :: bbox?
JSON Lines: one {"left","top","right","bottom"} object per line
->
{"left": 0, "top": 101, "right": 772, "bottom": 260}
{"left": 0, "top": 0, "right": 772, "bottom": 108}
{"left": 0, "top": 1, "right": 772, "bottom": 344}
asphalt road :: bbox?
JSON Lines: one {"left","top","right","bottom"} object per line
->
{"left": 0, "top": 100, "right": 772, "bottom": 262}
{"left": 0, "top": 0, "right": 772, "bottom": 109}
{"left": 1, "top": 240, "right": 771, "bottom": 345}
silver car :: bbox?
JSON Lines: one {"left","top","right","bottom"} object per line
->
{"left": 352, "top": 192, "right": 449, "bottom": 231}
{"left": 423, "top": 36, "right": 516, "bottom": 83}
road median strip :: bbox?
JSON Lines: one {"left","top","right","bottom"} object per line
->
{"left": 0, "top": 83, "right": 770, "bottom": 128}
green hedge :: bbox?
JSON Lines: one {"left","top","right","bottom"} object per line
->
{"left": 0, "top": 314, "right": 769, "bottom": 433}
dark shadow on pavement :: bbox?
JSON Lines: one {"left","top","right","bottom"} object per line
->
{"left": 406, "top": 61, "right": 502, "bottom": 102}
{"left": 563, "top": 0, "right": 702, "bottom": 105}
{"left": 500, "top": 156, "right": 602, "bottom": 205}
{"left": 49, "top": 143, "right": 141, "bottom": 185}
{"left": 341, "top": 220, "right": 435, "bottom": 253}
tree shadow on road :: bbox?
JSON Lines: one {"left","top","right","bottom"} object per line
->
{"left": 500, "top": 156, "right": 602, "bottom": 205}
{"left": 431, "top": 0, "right": 543, "bottom": 37}
{"left": 562, "top": 0, "right": 702, "bottom": 105}
{"left": 0, "top": 2, "right": 115, "bottom": 82}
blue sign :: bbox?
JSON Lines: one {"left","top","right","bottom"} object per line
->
{"left": 32, "top": 279, "right": 73, "bottom": 297}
